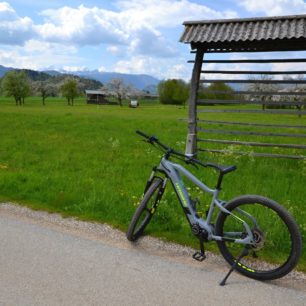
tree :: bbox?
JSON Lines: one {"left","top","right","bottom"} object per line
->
{"left": 282, "top": 74, "right": 305, "bottom": 117}
{"left": 247, "top": 75, "right": 279, "bottom": 110}
{"left": 33, "top": 81, "right": 57, "bottom": 105}
{"left": 198, "top": 82, "right": 235, "bottom": 101}
{"left": 107, "top": 78, "right": 128, "bottom": 107}
{"left": 158, "top": 79, "right": 189, "bottom": 106}
{"left": 60, "top": 78, "right": 79, "bottom": 106}
{"left": 2, "top": 70, "right": 31, "bottom": 105}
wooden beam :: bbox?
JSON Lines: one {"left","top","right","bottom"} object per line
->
{"left": 197, "top": 128, "right": 306, "bottom": 138}
{"left": 201, "top": 70, "right": 306, "bottom": 75}
{"left": 198, "top": 138, "right": 306, "bottom": 149}
{"left": 198, "top": 109, "right": 306, "bottom": 115}
{"left": 197, "top": 119, "right": 306, "bottom": 129}
{"left": 198, "top": 149, "right": 306, "bottom": 160}
{"left": 200, "top": 90, "right": 306, "bottom": 96}
{"left": 188, "top": 59, "right": 306, "bottom": 64}
{"left": 200, "top": 79, "right": 306, "bottom": 84}
{"left": 186, "top": 48, "right": 205, "bottom": 156}
{"left": 197, "top": 99, "right": 306, "bottom": 106}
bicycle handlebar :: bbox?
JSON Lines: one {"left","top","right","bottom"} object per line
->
{"left": 136, "top": 130, "right": 236, "bottom": 174}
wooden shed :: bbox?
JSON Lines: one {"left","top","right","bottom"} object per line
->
{"left": 85, "top": 90, "right": 110, "bottom": 104}
{"left": 180, "top": 14, "right": 306, "bottom": 159}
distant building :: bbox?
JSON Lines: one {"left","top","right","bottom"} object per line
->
{"left": 85, "top": 90, "right": 111, "bottom": 104}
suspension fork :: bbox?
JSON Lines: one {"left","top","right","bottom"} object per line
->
{"left": 143, "top": 167, "right": 167, "bottom": 194}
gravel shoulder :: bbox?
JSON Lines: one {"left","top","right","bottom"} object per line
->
{"left": 0, "top": 202, "right": 305, "bottom": 293}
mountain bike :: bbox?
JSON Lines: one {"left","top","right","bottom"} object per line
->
{"left": 126, "top": 131, "right": 302, "bottom": 285}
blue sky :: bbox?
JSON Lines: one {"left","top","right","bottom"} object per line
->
{"left": 1, "top": 0, "right": 306, "bottom": 80}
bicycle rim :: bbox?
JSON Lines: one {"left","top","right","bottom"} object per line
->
{"left": 127, "top": 178, "right": 163, "bottom": 241}
{"left": 215, "top": 195, "right": 301, "bottom": 280}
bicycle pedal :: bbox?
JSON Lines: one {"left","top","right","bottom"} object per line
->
{"left": 192, "top": 252, "right": 206, "bottom": 262}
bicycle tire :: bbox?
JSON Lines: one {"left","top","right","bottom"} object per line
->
{"left": 126, "top": 178, "right": 164, "bottom": 241}
{"left": 215, "top": 195, "right": 302, "bottom": 280}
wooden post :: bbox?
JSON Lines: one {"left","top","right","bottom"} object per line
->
{"left": 185, "top": 47, "right": 205, "bottom": 156}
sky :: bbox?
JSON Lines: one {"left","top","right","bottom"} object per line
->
{"left": 1, "top": 0, "right": 306, "bottom": 80}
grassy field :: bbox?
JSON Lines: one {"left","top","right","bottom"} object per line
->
{"left": 0, "top": 96, "right": 305, "bottom": 271}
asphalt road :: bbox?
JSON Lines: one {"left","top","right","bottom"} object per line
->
{"left": 0, "top": 206, "right": 305, "bottom": 306}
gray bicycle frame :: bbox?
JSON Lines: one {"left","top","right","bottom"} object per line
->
{"left": 153, "top": 157, "right": 255, "bottom": 245}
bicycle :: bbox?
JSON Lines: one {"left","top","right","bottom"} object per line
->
{"left": 126, "top": 131, "right": 302, "bottom": 285}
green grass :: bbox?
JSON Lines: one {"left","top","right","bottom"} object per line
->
{"left": 0, "top": 96, "right": 305, "bottom": 271}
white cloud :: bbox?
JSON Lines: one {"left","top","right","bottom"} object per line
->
{"left": 37, "top": 5, "right": 128, "bottom": 46}
{"left": 128, "top": 27, "right": 178, "bottom": 58}
{"left": 62, "top": 66, "right": 89, "bottom": 72}
{"left": 0, "top": 41, "right": 80, "bottom": 70}
{"left": 98, "top": 66, "right": 107, "bottom": 72}
{"left": 35, "top": 1, "right": 237, "bottom": 56}
{"left": 107, "top": 46, "right": 121, "bottom": 55}
{"left": 239, "top": 0, "right": 306, "bottom": 15}
{"left": 0, "top": 1, "right": 240, "bottom": 78}
{"left": 166, "top": 64, "right": 192, "bottom": 80}
{"left": 113, "top": 55, "right": 192, "bottom": 80}
{"left": 118, "top": 0, "right": 238, "bottom": 28}
{"left": 0, "top": 2, "right": 36, "bottom": 45}
{"left": 0, "top": 2, "right": 16, "bottom": 20}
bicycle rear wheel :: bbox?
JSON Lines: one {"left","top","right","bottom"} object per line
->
{"left": 215, "top": 195, "right": 302, "bottom": 280}
{"left": 126, "top": 177, "right": 164, "bottom": 241}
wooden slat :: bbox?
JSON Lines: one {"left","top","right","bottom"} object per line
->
{"left": 198, "top": 148, "right": 306, "bottom": 160}
{"left": 203, "top": 59, "right": 306, "bottom": 63}
{"left": 197, "top": 119, "right": 306, "bottom": 129}
{"left": 201, "top": 70, "right": 306, "bottom": 75}
{"left": 200, "top": 79, "right": 306, "bottom": 84}
{"left": 197, "top": 128, "right": 306, "bottom": 138}
{"left": 198, "top": 109, "right": 306, "bottom": 115}
{"left": 198, "top": 138, "right": 306, "bottom": 149}
{"left": 197, "top": 99, "right": 306, "bottom": 106}
{"left": 204, "top": 46, "right": 306, "bottom": 53}
{"left": 188, "top": 58, "right": 306, "bottom": 64}
{"left": 201, "top": 90, "right": 306, "bottom": 96}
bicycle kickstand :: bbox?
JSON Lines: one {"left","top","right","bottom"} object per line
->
{"left": 219, "top": 247, "right": 249, "bottom": 286}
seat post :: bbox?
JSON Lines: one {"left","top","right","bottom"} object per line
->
{"left": 216, "top": 172, "right": 224, "bottom": 190}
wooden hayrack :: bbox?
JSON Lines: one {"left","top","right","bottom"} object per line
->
{"left": 180, "top": 14, "right": 306, "bottom": 159}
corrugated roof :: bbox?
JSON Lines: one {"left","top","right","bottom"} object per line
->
{"left": 85, "top": 90, "right": 105, "bottom": 95}
{"left": 180, "top": 14, "right": 306, "bottom": 52}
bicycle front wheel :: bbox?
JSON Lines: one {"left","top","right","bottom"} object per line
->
{"left": 126, "top": 178, "right": 164, "bottom": 241}
{"left": 215, "top": 195, "right": 302, "bottom": 280}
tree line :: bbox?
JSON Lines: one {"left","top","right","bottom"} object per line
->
{"left": 0, "top": 69, "right": 238, "bottom": 107}
{"left": 158, "top": 79, "right": 235, "bottom": 106}
{"left": 0, "top": 70, "right": 151, "bottom": 106}
{"left": 0, "top": 70, "right": 102, "bottom": 106}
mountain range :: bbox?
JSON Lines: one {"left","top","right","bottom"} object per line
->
{"left": 0, "top": 65, "right": 160, "bottom": 92}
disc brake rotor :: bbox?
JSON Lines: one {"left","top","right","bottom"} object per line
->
{"left": 252, "top": 228, "right": 266, "bottom": 251}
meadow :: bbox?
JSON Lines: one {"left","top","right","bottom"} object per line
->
{"left": 0, "top": 96, "right": 305, "bottom": 271}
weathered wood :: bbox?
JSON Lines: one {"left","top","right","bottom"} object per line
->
{"left": 197, "top": 119, "right": 306, "bottom": 129}
{"left": 198, "top": 138, "right": 306, "bottom": 149}
{"left": 198, "top": 109, "right": 306, "bottom": 115}
{"left": 197, "top": 99, "right": 306, "bottom": 106}
{"left": 185, "top": 16, "right": 306, "bottom": 160}
{"left": 197, "top": 128, "right": 306, "bottom": 138}
{"left": 198, "top": 148, "right": 306, "bottom": 160}
{"left": 204, "top": 45, "right": 306, "bottom": 53}
{"left": 185, "top": 48, "right": 205, "bottom": 156}
{"left": 201, "top": 90, "right": 306, "bottom": 96}
{"left": 201, "top": 79, "right": 306, "bottom": 84}
{"left": 201, "top": 70, "right": 306, "bottom": 75}
{"left": 201, "top": 59, "right": 306, "bottom": 64}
